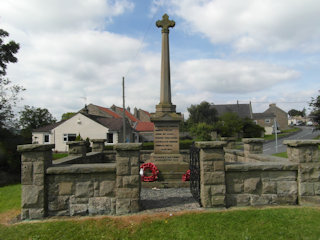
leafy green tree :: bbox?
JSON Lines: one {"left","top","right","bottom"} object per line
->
{"left": 310, "top": 91, "right": 320, "bottom": 130}
{"left": 0, "top": 29, "right": 23, "bottom": 128}
{"left": 61, "top": 112, "right": 76, "bottom": 121}
{"left": 288, "top": 109, "right": 305, "bottom": 117}
{"left": 19, "top": 105, "right": 56, "bottom": 142}
{"left": 189, "top": 123, "right": 214, "bottom": 141}
{"left": 187, "top": 101, "right": 218, "bottom": 125}
{"left": 214, "top": 112, "right": 243, "bottom": 137}
{"left": 242, "top": 118, "right": 265, "bottom": 138}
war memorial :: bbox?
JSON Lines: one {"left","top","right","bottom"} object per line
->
{"left": 17, "top": 14, "right": 320, "bottom": 220}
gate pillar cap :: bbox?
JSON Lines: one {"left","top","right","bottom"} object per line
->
{"left": 195, "top": 141, "right": 227, "bottom": 149}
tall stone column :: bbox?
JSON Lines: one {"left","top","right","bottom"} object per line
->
{"left": 18, "top": 144, "right": 55, "bottom": 220}
{"left": 156, "top": 13, "right": 175, "bottom": 113}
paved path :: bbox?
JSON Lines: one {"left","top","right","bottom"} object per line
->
{"left": 263, "top": 126, "right": 319, "bottom": 155}
{"left": 140, "top": 188, "right": 201, "bottom": 213}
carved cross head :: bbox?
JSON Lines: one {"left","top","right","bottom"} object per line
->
{"left": 156, "top": 14, "right": 175, "bottom": 33}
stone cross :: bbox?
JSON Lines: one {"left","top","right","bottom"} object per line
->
{"left": 156, "top": 14, "right": 176, "bottom": 112}
{"left": 156, "top": 13, "right": 175, "bottom": 33}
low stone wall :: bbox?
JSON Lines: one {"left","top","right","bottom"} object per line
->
{"left": 46, "top": 163, "right": 116, "bottom": 216}
{"left": 18, "top": 142, "right": 142, "bottom": 220}
{"left": 225, "top": 162, "right": 298, "bottom": 207}
{"left": 196, "top": 139, "right": 320, "bottom": 209}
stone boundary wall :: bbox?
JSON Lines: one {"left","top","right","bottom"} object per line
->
{"left": 196, "top": 139, "right": 320, "bottom": 208}
{"left": 225, "top": 162, "right": 298, "bottom": 207}
{"left": 18, "top": 142, "right": 142, "bottom": 220}
{"left": 46, "top": 163, "right": 116, "bottom": 216}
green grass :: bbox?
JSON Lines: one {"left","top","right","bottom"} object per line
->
{"left": 264, "top": 127, "right": 300, "bottom": 141}
{"left": 52, "top": 153, "right": 68, "bottom": 160}
{"left": 272, "top": 152, "right": 288, "bottom": 158}
{"left": 0, "top": 184, "right": 21, "bottom": 213}
{"left": 0, "top": 208, "right": 320, "bottom": 239}
{"left": 1, "top": 185, "right": 320, "bottom": 239}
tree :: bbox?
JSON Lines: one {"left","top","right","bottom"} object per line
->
{"left": 19, "top": 105, "right": 56, "bottom": 142}
{"left": 187, "top": 101, "right": 218, "bottom": 125}
{"left": 288, "top": 109, "right": 305, "bottom": 117}
{"left": 189, "top": 122, "right": 214, "bottom": 141}
{"left": 0, "top": 29, "right": 23, "bottom": 128}
{"left": 214, "top": 112, "right": 243, "bottom": 137}
{"left": 309, "top": 91, "right": 320, "bottom": 130}
{"left": 61, "top": 112, "right": 76, "bottom": 121}
{"left": 242, "top": 118, "right": 265, "bottom": 138}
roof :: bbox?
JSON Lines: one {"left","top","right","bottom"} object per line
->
{"left": 97, "top": 106, "right": 121, "bottom": 118}
{"left": 33, "top": 121, "right": 65, "bottom": 132}
{"left": 93, "top": 117, "right": 123, "bottom": 131}
{"left": 211, "top": 104, "right": 252, "bottom": 119}
{"left": 135, "top": 122, "right": 154, "bottom": 132}
{"left": 113, "top": 105, "right": 139, "bottom": 122}
{"left": 252, "top": 113, "right": 276, "bottom": 119}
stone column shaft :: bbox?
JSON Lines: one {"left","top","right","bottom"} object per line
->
{"left": 160, "top": 32, "right": 171, "bottom": 105}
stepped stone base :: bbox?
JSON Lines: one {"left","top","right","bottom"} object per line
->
{"left": 142, "top": 181, "right": 190, "bottom": 188}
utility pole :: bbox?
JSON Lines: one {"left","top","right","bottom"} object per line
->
{"left": 122, "top": 77, "right": 126, "bottom": 143}
{"left": 274, "top": 118, "right": 278, "bottom": 153}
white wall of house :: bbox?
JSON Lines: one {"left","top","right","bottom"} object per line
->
{"left": 32, "top": 132, "right": 53, "bottom": 144}
{"left": 52, "top": 113, "right": 118, "bottom": 152}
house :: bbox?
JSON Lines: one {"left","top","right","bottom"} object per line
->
{"left": 210, "top": 102, "right": 253, "bottom": 119}
{"left": 134, "top": 121, "right": 154, "bottom": 142}
{"left": 253, "top": 103, "right": 289, "bottom": 133}
{"left": 252, "top": 112, "right": 276, "bottom": 135}
{"left": 32, "top": 111, "right": 133, "bottom": 152}
{"left": 262, "top": 103, "right": 288, "bottom": 130}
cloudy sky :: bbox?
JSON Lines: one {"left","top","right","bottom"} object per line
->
{"left": 1, "top": 0, "right": 319, "bottom": 120}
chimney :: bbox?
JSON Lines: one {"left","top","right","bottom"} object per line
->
{"left": 269, "top": 103, "right": 276, "bottom": 108}
{"left": 134, "top": 107, "right": 138, "bottom": 118}
{"left": 127, "top": 106, "right": 131, "bottom": 113}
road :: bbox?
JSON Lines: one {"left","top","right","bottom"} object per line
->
{"left": 263, "top": 126, "right": 319, "bottom": 155}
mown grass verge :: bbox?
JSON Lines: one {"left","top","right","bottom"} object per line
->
{"left": 264, "top": 127, "right": 300, "bottom": 141}
{"left": 52, "top": 153, "right": 68, "bottom": 160}
{"left": 0, "top": 207, "right": 320, "bottom": 239}
{"left": 272, "top": 152, "right": 288, "bottom": 158}
{"left": 1, "top": 185, "right": 320, "bottom": 239}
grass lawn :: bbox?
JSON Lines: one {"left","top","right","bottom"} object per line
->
{"left": 1, "top": 185, "right": 320, "bottom": 239}
{"left": 272, "top": 152, "right": 288, "bottom": 158}
{"left": 52, "top": 152, "right": 68, "bottom": 160}
{"left": 264, "top": 127, "right": 300, "bottom": 141}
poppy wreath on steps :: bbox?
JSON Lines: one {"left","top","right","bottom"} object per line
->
{"left": 182, "top": 169, "right": 190, "bottom": 182}
{"left": 140, "top": 162, "right": 159, "bottom": 182}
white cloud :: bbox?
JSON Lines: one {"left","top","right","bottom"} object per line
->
{"left": 174, "top": 59, "right": 299, "bottom": 93}
{"left": 163, "top": 0, "right": 320, "bottom": 52}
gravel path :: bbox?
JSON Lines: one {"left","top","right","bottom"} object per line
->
{"left": 140, "top": 188, "right": 201, "bottom": 213}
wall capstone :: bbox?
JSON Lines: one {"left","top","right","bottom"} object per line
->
{"left": 243, "top": 138, "right": 264, "bottom": 155}
{"left": 91, "top": 139, "right": 106, "bottom": 152}
{"left": 67, "top": 141, "right": 86, "bottom": 157}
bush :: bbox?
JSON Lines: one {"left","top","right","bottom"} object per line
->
{"left": 242, "top": 118, "right": 265, "bottom": 138}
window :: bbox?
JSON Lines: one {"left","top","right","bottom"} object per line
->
{"left": 44, "top": 134, "right": 50, "bottom": 143}
{"left": 63, "top": 133, "right": 76, "bottom": 142}
{"left": 107, "top": 133, "right": 113, "bottom": 143}
{"left": 265, "top": 119, "right": 271, "bottom": 123}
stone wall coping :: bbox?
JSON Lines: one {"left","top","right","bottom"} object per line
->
{"left": 17, "top": 144, "right": 55, "bottom": 152}
{"left": 224, "top": 148, "right": 244, "bottom": 156}
{"left": 114, "top": 143, "right": 142, "bottom": 151}
{"left": 283, "top": 140, "right": 320, "bottom": 147}
{"left": 91, "top": 139, "right": 106, "bottom": 143}
{"left": 242, "top": 138, "right": 264, "bottom": 144}
{"left": 225, "top": 162, "right": 298, "bottom": 171}
{"left": 246, "top": 153, "right": 290, "bottom": 163}
{"left": 46, "top": 163, "right": 116, "bottom": 174}
{"left": 195, "top": 141, "right": 227, "bottom": 149}
{"left": 220, "top": 137, "right": 237, "bottom": 141}
{"left": 52, "top": 155, "right": 82, "bottom": 165}
{"left": 67, "top": 141, "right": 86, "bottom": 146}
